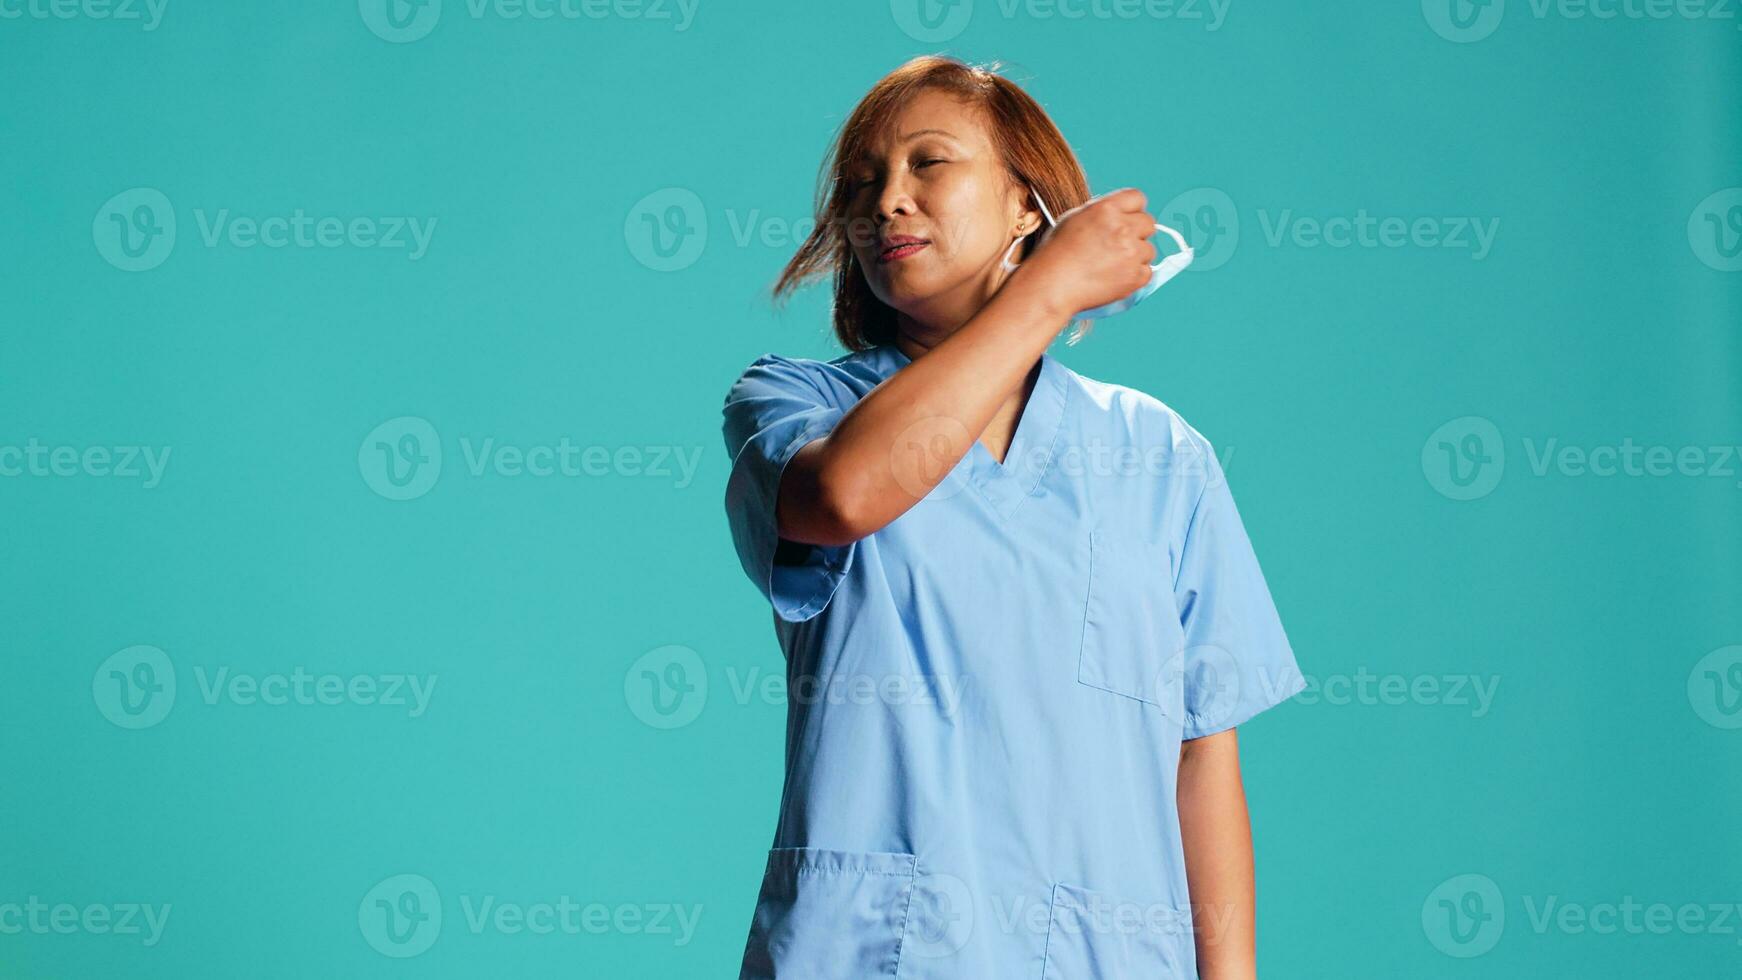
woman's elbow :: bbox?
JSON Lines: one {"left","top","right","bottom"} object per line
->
{"left": 779, "top": 441, "right": 876, "bottom": 547}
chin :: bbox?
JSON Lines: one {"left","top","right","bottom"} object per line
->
{"left": 868, "top": 272, "right": 936, "bottom": 311}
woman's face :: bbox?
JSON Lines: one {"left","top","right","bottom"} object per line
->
{"left": 843, "top": 88, "right": 1037, "bottom": 332}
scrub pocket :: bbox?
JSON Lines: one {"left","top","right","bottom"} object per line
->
{"left": 1041, "top": 881, "right": 1189, "bottom": 979}
{"left": 738, "top": 847, "right": 918, "bottom": 980}
{"left": 1077, "top": 529, "right": 1186, "bottom": 708}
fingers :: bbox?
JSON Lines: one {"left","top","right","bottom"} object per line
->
{"left": 1104, "top": 187, "right": 1148, "bottom": 213}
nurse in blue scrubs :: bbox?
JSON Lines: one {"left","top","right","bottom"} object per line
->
{"left": 722, "top": 55, "right": 1305, "bottom": 980}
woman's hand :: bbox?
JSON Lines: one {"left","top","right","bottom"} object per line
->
{"left": 1014, "top": 187, "right": 1160, "bottom": 320}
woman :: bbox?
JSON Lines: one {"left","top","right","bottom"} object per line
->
{"left": 721, "top": 55, "right": 1305, "bottom": 980}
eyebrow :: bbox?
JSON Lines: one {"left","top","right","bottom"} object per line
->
{"left": 897, "top": 128, "right": 958, "bottom": 142}
{"left": 851, "top": 129, "right": 962, "bottom": 167}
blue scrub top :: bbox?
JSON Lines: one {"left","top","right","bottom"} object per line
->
{"left": 721, "top": 342, "right": 1306, "bottom": 980}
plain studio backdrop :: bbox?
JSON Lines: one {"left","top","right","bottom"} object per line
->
{"left": 4, "top": 2, "right": 1740, "bottom": 977}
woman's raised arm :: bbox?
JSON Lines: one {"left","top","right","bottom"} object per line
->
{"left": 778, "top": 188, "right": 1159, "bottom": 546}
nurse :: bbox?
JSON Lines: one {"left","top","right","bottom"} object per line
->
{"left": 722, "top": 55, "right": 1306, "bottom": 980}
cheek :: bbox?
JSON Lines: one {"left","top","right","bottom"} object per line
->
{"left": 926, "top": 184, "right": 1002, "bottom": 258}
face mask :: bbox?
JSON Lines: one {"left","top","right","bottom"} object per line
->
{"left": 999, "top": 189, "right": 1194, "bottom": 320}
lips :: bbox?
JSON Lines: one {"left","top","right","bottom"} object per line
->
{"left": 878, "top": 236, "right": 929, "bottom": 263}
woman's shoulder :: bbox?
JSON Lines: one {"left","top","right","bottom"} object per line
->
{"left": 1056, "top": 360, "right": 1217, "bottom": 459}
{"left": 722, "top": 347, "right": 892, "bottom": 410}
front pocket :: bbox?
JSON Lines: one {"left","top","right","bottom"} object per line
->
{"left": 1041, "top": 881, "right": 1189, "bottom": 979}
{"left": 738, "top": 847, "right": 917, "bottom": 980}
{"left": 1077, "top": 529, "right": 1187, "bottom": 708}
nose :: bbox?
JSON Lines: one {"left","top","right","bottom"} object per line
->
{"left": 875, "top": 173, "right": 917, "bottom": 225}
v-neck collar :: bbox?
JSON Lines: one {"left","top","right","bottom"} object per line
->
{"left": 879, "top": 341, "right": 1070, "bottom": 522}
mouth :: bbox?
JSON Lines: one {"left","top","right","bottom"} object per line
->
{"left": 878, "top": 239, "right": 929, "bottom": 264}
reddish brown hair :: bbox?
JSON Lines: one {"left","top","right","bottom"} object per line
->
{"left": 771, "top": 55, "right": 1093, "bottom": 351}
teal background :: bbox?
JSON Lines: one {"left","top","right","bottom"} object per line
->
{"left": 4, "top": 1, "right": 1741, "bottom": 977}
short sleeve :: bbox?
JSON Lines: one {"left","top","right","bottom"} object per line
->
{"left": 721, "top": 353, "right": 856, "bottom": 624}
{"left": 1171, "top": 440, "right": 1306, "bottom": 739}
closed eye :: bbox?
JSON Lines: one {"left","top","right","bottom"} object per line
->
{"left": 843, "top": 159, "right": 945, "bottom": 192}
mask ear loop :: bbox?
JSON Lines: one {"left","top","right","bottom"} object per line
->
{"left": 1030, "top": 190, "right": 1096, "bottom": 346}
{"left": 1154, "top": 222, "right": 1191, "bottom": 258}
{"left": 1039, "top": 188, "right": 1192, "bottom": 262}
{"left": 1033, "top": 190, "right": 1058, "bottom": 230}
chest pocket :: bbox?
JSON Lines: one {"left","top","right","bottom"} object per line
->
{"left": 1077, "top": 528, "right": 1187, "bottom": 709}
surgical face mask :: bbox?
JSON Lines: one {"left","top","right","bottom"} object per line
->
{"left": 999, "top": 189, "right": 1194, "bottom": 320}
